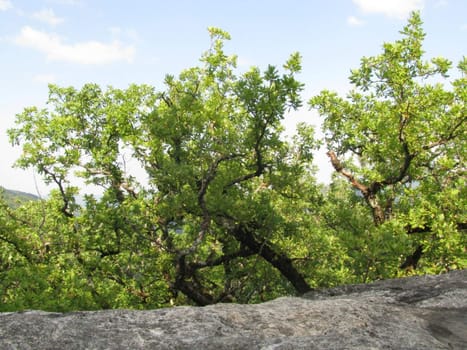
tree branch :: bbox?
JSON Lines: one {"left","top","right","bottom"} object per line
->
{"left": 42, "top": 167, "right": 73, "bottom": 218}
{"left": 188, "top": 246, "right": 254, "bottom": 269}
{"left": 231, "top": 223, "right": 312, "bottom": 294}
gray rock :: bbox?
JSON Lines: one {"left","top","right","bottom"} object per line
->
{"left": 1, "top": 269, "right": 466, "bottom": 349}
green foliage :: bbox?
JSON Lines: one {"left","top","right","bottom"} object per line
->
{"left": 2, "top": 16, "right": 465, "bottom": 311}
{"left": 310, "top": 11, "right": 466, "bottom": 274}
{"left": 4, "top": 28, "right": 318, "bottom": 310}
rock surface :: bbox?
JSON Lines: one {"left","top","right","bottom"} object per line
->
{"left": 1, "top": 269, "right": 466, "bottom": 349}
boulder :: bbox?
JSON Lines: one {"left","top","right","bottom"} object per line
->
{"left": 1, "top": 269, "right": 466, "bottom": 349}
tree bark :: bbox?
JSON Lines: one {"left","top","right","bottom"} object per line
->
{"left": 232, "top": 224, "right": 312, "bottom": 294}
{"left": 327, "top": 151, "right": 386, "bottom": 225}
{"left": 172, "top": 255, "right": 215, "bottom": 306}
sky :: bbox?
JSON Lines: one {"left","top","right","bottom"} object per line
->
{"left": 1, "top": 0, "right": 466, "bottom": 195}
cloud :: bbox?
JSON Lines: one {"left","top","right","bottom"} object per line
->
{"left": 352, "top": 0, "right": 424, "bottom": 19}
{"left": 32, "top": 8, "right": 64, "bottom": 26}
{"left": 0, "top": 0, "right": 12, "bottom": 11}
{"left": 14, "top": 26, "right": 135, "bottom": 64}
{"left": 347, "top": 16, "right": 365, "bottom": 27}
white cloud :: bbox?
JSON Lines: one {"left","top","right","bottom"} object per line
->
{"left": 14, "top": 26, "right": 135, "bottom": 64}
{"left": 0, "top": 0, "right": 12, "bottom": 11}
{"left": 32, "top": 8, "right": 64, "bottom": 26}
{"left": 347, "top": 16, "right": 365, "bottom": 27}
{"left": 353, "top": 0, "right": 424, "bottom": 19}
{"left": 34, "top": 73, "right": 57, "bottom": 84}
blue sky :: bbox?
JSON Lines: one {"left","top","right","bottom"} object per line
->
{"left": 1, "top": 0, "right": 466, "bottom": 194}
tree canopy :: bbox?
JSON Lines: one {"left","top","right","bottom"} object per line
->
{"left": 1, "top": 13, "right": 465, "bottom": 311}
{"left": 310, "top": 12, "right": 466, "bottom": 272}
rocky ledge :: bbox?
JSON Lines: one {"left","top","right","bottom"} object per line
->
{"left": 1, "top": 269, "right": 466, "bottom": 349}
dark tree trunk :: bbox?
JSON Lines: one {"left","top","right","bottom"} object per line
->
{"left": 172, "top": 255, "right": 215, "bottom": 306}
{"left": 400, "top": 244, "right": 424, "bottom": 270}
{"left": 232, "top": 224, "right": 312, "bottom": 294}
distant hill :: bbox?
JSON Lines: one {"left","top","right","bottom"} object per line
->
{"left": 0, "top": 187, "right": 40, "bottom": 208}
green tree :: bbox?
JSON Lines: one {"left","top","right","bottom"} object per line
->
{"left": 4, "top": 15, "right": 466, "bottom": 312}
{"left": 7, "top": 28, "right": 320, "bottom": 309}
{"left": 310, "top": 12, "right": 466, "bottom": 274}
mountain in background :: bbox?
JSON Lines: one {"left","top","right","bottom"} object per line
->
{"left": 0, "top": 187, "right": 40, "bottom": 208}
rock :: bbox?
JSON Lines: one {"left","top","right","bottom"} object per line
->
{"left": 1, "top": 269, "right": 466, "bottom": 349}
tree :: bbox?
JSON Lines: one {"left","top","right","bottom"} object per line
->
{"left": 7, "top": 28, "right": 320, "bottom": 309}
{"left": 310, "top": 12, "right": 466, "bottom": 274}
{"left": 4, "top": 16, "right": 465, "bottom": 312}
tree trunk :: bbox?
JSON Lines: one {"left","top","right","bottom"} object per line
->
{"left": 232, "top": 224, "right": 312, "bottom": 294}
{"left": 172, "top": 255, "right": 215, "bottom": 306}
